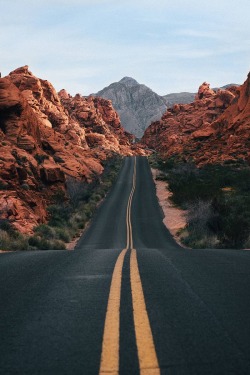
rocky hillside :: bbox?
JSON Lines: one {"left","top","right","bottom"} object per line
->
{"left": 142, "top": 74, "right": 250, "bottom": 166}
{"left": 95, "top": 77, "right": 167, "bottom": 138}
{"left": 0, "top": 66, "right": 143, "bottom": 234}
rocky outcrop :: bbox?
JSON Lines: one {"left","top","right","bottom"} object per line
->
{"left": 58, "top": 92, "right": 134, "bottom": 154}
{"left": 95, "top": 77, "right": 167, "bottom": 138}
{"left": 0, "top": 66, "right": 142, "bottom": 234}
{"left": 142, "top": 76, "right": 249, "bottom": 165}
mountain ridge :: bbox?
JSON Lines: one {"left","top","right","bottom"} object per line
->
{"left": 95, "top": 78, "right": 239, "bottom": 137}
{"left": 95, "top": 77, "right": 167, "bottom": 138}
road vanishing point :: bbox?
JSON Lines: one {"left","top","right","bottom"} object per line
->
{"left": 1, "top": 156, "right": 250, "bottom": 374}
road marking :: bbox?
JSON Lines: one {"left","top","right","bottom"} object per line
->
{"left": 126, "top": 157, "right": 137, "bottom": 249}
{"left": 130, "top": 249, "right": 160, "bottom": 375}
{"left": 99, "top": 158, "right": 137, "bottom": 374}
{"left": 99, "top": 157, "right": 160, "bottom": 374}
{"left": 99, "top": 248, "right": 127, "bottom": 375}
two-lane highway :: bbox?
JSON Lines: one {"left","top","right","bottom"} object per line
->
{"left": 1, "top": 157, "right": 250, "bottom": 374}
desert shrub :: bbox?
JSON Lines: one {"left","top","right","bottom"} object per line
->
{"left": 69, "top": 211, "right": 87, "bottom": 229}
{"left": 186, "top": 200, "right": 214, "bottom": 232}
{"left": 184, "top": 200, "right": 220, "bottom": 248}
{"left": 47, "top": 204, "right": 72, "bottom": 227}
{"left": 0, "top": 228, "right": 28, "bottom": 251}
{"left": 51, "top": 189, "right": 67, "bottom": 204}
{"left": 28, "top": 236, "right": 42, "bottom": 248}
{"left": 36, "top": 239, "right": 51, "bottom": 250}
{"left": 11, "top": 236, "right": 29, "bottom": 251}
{"left": 91, "top": 193, "right": 102, "bottom": 203}
{"left": 66, "top": 177, "right": 88, "bottom": 207}
{"left": 214, "top": 194, "right": 250, "bottom": 248}
{"left": 54, "top": 228, "right": 71, "bottom": 242}
{"left": 50, "top": 240, "right": 66, "bottom": 250}
{"left": 34, "top": 224, "right": 56, "bottom": 240}
{"left": 0, "top": 229, "right": 10, "bottom": 249}
{"left": 156, "top": 155, "right": 250, "bottom": 249}
{"left": 28, "top": 236, "right": 66, "bottom": 250}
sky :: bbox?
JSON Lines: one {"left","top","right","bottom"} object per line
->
{"left": 0, "top": 0, "right": 249, "bottom": 96}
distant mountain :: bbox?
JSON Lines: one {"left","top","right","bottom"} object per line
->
{"left": 95, "top": 77, "right": 167, "bottom": 138}
{"left": 163, "top": 84, "right": 239, "bottom": 107}
{"left": 163, "top": 92, "right": 196, "bottom": 107}
{"left": 213, "top": 83, "right": 239, "bottom": 91}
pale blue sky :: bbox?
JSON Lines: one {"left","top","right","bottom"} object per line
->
{"left": 1, "top": 0, "right": 249, "bottom": 95}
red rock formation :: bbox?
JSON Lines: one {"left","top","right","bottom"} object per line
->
{"left": 58, "top": 92, "right": 134, "bottom": 154}
{"left": 142, "top": 74, "right": 250, "bottom": 165}
{"left": 0, "top": 66, "right": 143, "bottom": 234}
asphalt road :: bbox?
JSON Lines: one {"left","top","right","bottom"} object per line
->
{"left": 1, "top": 156, "right": 250, "bottom": 374}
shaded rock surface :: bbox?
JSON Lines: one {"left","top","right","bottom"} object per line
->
{"left": 95, "top": 77, "right": 167, "bottom": 138}
{"left": 142, "top": 76, "right": 249, "bottom": 166}
{"left": 0, "top": 66, "right": 144, "bottom": 234}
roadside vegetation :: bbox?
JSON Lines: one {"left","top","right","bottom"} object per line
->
{"left": 150, "top": 154, "right": 250, "bottom": 249}
{"left": 0, "top": 155, "right": 123, "bottom": 251}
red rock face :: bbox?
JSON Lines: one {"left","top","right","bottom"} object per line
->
{"left": 142, "top": 75, "right": 250, "bottom": 165}
{"left": 0, "top": 66, "right": 143, "bottom": 234}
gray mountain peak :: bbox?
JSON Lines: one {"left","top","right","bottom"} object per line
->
{"left": 119, "top": 77, "right": 139, "bottom": 87}
{"left": 95, "top": 77, "right": 167, "bottom": 138}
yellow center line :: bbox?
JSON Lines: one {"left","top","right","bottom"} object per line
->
{"left": 130, "top": 249, "right": 160, "bottom": 375}
{"left": 99, "top": 157, "right": 160, "bottom": 374}
{"left": 99, "top": 248, "right": 127, "bottom": 375}
{"left": 99, "top": 157, "right": 137, "bottom": 374}
{"left": 127, "top": 158, "right": 137, "bottom": 249}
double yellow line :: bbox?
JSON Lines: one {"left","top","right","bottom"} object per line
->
{"left": 99, "top": 157, "right": 160, "bottom": 375}
{"left": 126, "top": 155, "right": 137, "bottom": 250}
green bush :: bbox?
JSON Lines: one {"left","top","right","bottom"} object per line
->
{"left": 0, "top": 228, "right": 28, "bottom": 251}
{"left": 47, "top": 204, "right": 72, "bottom": 227}
{"left": 34, "top": 224, "right": 55, "bottom": 239}
{"left": 54, "top": 228, "right": 71, "bottom": 242}
{"left": 28, "top": 236, "right": 66, "bottom": 250}
{"left": 156, "top": 156, "right": 250, "bottom": 249}
{"left": 50, "top": 240, "right": 66, "bottom": 250}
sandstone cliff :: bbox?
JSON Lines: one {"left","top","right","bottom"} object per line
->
{"left": 0, "top": 66, "right": 141, "bottom": 234}
{"left": 142, "top": 75, "right": 249, "bottom": 165}
{"left": 95, "top": 77, "right": 167, "bottom": 138}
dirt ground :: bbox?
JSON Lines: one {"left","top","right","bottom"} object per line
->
{"left": 151, "top": 168, "right": 187, "bottom": 247}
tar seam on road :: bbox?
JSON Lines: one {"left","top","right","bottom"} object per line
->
{"left": 99, "top": 158, "right": 160, "bottom": 374}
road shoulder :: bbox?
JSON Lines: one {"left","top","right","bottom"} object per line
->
{"left": 151, "top": 168, "right": 187, "bottom": 247}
